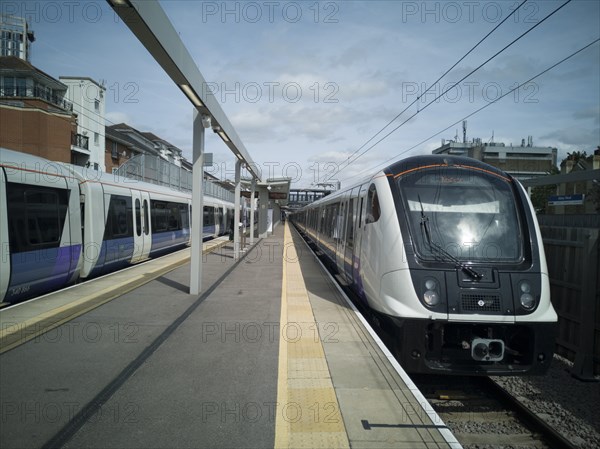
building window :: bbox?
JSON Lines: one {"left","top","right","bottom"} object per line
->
{"left": 94, "top": 132, "right": 99, "bottom": 145}
{"left": 111, "top": 141, "right": 118, "bottom": 159}
{"left": 94, "top": 99, "right": 100, "bottom": 112}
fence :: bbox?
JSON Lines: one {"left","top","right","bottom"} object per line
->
{"left": 115, "top": 154, "right": 234, "bottom": 202}
{"left": 538, "top": 214, "right": 600, "bottom": 378}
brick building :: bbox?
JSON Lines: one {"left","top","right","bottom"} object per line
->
{"left": 0, "top": 56, "right": 78, "bottom": 163}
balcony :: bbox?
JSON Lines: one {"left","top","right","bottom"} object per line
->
{"left": 71, "top": 132, "right": 89, "bottom": 152}
{"left": 0, "top": 86, "right": 73, "bottom": 112}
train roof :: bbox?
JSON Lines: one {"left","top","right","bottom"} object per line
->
{"left": 0, "top": 148, "right": 236, "bottom": 204}
{"left": 385, "top": 154, "right": 512, "bottom": 180}
{"left": 292, "top": 154, "right": 514, "bottom": 213}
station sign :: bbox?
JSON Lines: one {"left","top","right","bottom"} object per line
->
{"left": 548, "top": 194, "right": 585, "bottom": 206}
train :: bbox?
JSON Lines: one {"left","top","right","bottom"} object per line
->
{"left": 292, "top": 155, "right": 557, "bottom": 375}
{"left": 0, "top": 148, "right": 237, "bottom": 304}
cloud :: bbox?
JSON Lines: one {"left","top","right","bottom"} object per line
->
{"left": 573, "top": 106, "right": 600, "bottom": 125}
{"left": 539, "top": 127, "right": 600, "bottom": 149}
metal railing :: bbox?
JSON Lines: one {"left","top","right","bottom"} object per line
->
{"left": 71, "top": 132, "right": 89, "bottom": 150}
{"left": 0, "top": 86, "right": 73, "bottom": 112}
{"left": 114, "top": 153, "right": 234, "bottom": 202}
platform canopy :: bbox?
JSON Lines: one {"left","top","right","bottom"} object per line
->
{"left": 107, "top": 0, "right": 262, "bottom": 294}
{"left": 107, "top": 0, "right": 261, "bottom": 181}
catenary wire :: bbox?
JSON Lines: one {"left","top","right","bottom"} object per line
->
{"left": 327, "top": 0, "right": 573, "bottom": 183}
{"left": 340, "top": 0, "right": 530, "bottom": 167}
{"left": 347, "top": 37, "right": 599, "bottom": 183}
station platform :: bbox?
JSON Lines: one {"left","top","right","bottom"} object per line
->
{"left": 0, "top": 224, "right": 460, "bottom": 449}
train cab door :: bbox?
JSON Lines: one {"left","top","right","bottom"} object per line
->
{"left": 131, "top": 191, "right": 151, "bottom": 263}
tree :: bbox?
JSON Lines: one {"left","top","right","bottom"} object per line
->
{"left": 530, "top": 166, "right": 560, "bottom": 214}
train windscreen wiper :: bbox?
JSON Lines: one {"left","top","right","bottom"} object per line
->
{"left": 418, "top": 195, "right": 483, "bottom": 280}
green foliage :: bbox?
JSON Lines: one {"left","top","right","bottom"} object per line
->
{"left": 530, "top": 166, "right": 559, "bottom": 214}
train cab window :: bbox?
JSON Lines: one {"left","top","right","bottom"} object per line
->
{"left": 6, "top": 183, "right": 69, "bottom": 253}
{"left": 366, "top": 184, "right": 381, "bottom": 224}
{"left": 398, "top": 167, "right": 523, "bottom": 262}
{"left": 135, "top": 199, "right": 141, "bottom": 236}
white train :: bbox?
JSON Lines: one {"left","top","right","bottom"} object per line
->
{"left": 0, "top": 148, "right": 234, "bottom": 304}
{"left": 292, "top": 155, "right": 557, "bottom": 375}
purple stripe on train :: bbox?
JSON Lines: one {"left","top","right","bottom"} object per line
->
{"left": 7, "top": 244, "right": 81, "bottom": 303}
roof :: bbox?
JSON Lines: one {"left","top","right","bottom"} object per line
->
{"left": 0, "top": 56, "right": 67, "bottom": 91}
{"left": 58, "top": 76, "right": 106, "bottom": 90}
{"left": 106, "top": 123, "right": 158, "bottom": 154}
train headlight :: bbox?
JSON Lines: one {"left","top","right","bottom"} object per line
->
{"left": 423, "top": 278, "right": 440, "bottom": 307}
{"left": 423, "top": 290, "right": 440, "bottom": 306}
{"left": 519, "top": 281, "right": 535, "bottom": 309}
{"left": 425, "top": 279, "right": 437, "bottom": 291}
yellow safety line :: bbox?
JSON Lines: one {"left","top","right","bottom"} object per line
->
{"left": 274, "top": 223, "right": 349, "bottom": 449}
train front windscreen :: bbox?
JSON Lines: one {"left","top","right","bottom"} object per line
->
{"left": 397, "top": 166, "right": 524, "bottom": 264}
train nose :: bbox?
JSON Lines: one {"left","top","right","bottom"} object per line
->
{"left": 471, "top": 338, "right": 504, "bottom": 362}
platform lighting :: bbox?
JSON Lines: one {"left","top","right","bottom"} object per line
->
{"left": 180, "top": 84, "right": 204, "bottom": 107}
{"left": 218, "top": 131, "right": 230, "bottom": 142}
{"left": 211, "top": 126, "right": 230, "bottom": 143}
{"left": 235, "top": 153, "right": 243, "bottom": 161}
{"left": 108, "top": 0, "right": 132, "bottom": 6}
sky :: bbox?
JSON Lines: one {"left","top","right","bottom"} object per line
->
{"left": 8, "top": 0, "right": 600, "bottom": 187}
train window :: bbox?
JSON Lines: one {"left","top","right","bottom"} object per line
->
{"left": 345, "top": 199, "right": 354, "bottom": 249}
{"left": 6, "top": 183, "right": 69, "bottom": 253}
{"left": 104, "top": 195, "right": 133, "bottom": 239}
{"left": 203, "top": 206, "right": 215, "bottom": 227}
{"left": 398, "top": 167, "right": 523, "bottom": 262}
{"left": 151, "top": 200, "right": 168, "bottom": 232}
{"left": 366, "top": 184, "right": 380, "bottom": 224}
{"left": 167, "top": 203, "right": 181, "bottom": 230}
{"left": 180, "top": 204, "right": 190, "bottom": 229}
{"left": 135, "top": 199, "right": 141, "bottom": 236}
{"left": 358, "top": 197, "right": 364, "bottom": 228}
{"left": 143, "top": 199, "right": 150, "bottom": 235}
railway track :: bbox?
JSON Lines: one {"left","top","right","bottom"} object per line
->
{"left": 412, "top": 374, "right": 577, "bottom": 449}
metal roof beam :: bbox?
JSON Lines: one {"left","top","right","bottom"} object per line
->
{"left": 107, "top": 0, "right": 261, "bottom": 181}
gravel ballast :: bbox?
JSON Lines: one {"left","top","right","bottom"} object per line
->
{"left": 492, "top": 354, "right": 600, "bottom": 449}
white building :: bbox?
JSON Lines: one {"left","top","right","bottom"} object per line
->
{"left": 59, "top": 77, "right": 106, "bottom": 171}
{"left": 433, "top": 136, "right": 558, "bottom": 181}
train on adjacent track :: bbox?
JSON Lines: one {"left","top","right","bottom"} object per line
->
{"left": 0, "top": 148, "right": 236, "bottom": 304}
{"left": 292, "top": 155, "right": 557, "bottom": 375}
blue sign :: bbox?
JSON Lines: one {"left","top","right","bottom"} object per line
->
{"left": 548, "top": 194, "right": 585, "bottom": 206}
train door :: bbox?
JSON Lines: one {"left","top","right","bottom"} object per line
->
{"left": 0, "top": 168, "right": 9, "bottom": 302}
{"left": 353, "top": 184, "right": 369, "bottom": 301}
{"left": 131, "top": 191, "right": 151, "bottom": 263}
{"left": 335, "top": 197, "right": 347, "bottom": 278}
{"left": 343, "top": 191, "right": 357, "bottom": 284}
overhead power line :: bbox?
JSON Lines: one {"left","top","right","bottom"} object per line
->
{"left": 351, "top": 37, "right": 600, "bottom": 181}
{"left": 340, "top": 0, "right": 530, "bottom": 167}
{"left": 328, "top": 0, "right": 573, "bottom": 182}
